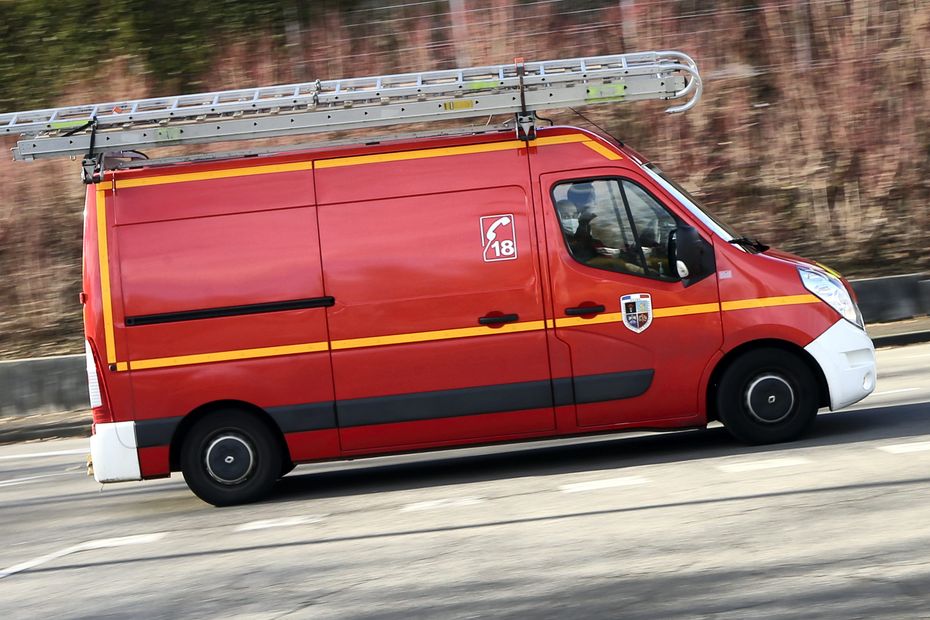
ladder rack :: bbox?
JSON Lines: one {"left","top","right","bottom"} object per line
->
{"left": 2, "top": 50, "right": 701, "bottom": 165}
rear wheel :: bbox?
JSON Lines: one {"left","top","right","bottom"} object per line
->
{"left": 716, "top": 348, "right": 819, "bottom": 445}
{"left": 180, "top": 410, "right": 280, "bottom": 506}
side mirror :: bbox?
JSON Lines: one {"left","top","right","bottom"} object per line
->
{"left": 669, "top": 224, "right": 715, "bottom": 287}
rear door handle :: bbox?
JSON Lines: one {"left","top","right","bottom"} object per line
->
{"left": 479, "top": 313, "right": 519, "bottom": 325}
{"left": 565, "top": 304, "right": 606, "bottom": 316}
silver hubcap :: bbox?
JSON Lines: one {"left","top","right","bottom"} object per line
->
{"left": 205, "top": 434, "right": 255, "bottom": 485}
{"left": 745, "top": 374, "right": 795, "bottom": 424}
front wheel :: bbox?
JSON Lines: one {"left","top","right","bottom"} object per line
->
{"left": 180, "top": 410, "right": 281, "bottom": 506}
{"left": 716, "top": 348, "right": 819, "bottom": 445}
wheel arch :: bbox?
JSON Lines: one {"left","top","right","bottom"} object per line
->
{"left": 705, "top": 339, "right": 829, "bottom": 422}
{"left": 169, "top": 400, "right": 291, "bottom": 472}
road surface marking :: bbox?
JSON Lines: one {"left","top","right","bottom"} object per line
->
{"left": 0, "top": 533, "right": 165, "bottom": 580}
{"left": 559, "top": 476, "right": 648, "bottom": 493}
{"left": 234, "top": 515, "right": 326, "bottom": 531}
{"left": 401, "top": 497, "right": 485, "bottom": 512}
{"left": 870, "top": 388, "right": 920, "bottom": 396}
{"left": 717, "top": 457, "right": 810, "bottom": 473}
{"left": 879, "top": 442, "right": 930, "bottom": 454}
{"left": 0, "top": 449, "right": 87, "bottom": 461}
{"left": 0, "top": 472, "right": 76, "bottom": 488}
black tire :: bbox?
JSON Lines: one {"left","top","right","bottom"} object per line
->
{"left": 180, "top": 410, "right": 281, "bottom": 506}
{"left": 716, "top": 348, "right": 819, "bottom": 445}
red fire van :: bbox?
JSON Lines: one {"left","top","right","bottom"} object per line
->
{"left": 81, "top": 125, "right": 876, "bottom": 505}
{"left": 1, "top": 50, "right": 874, "bottom": 504}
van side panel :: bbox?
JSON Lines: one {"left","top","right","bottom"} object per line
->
{"left": 113, "top": 168, "right": 312, "bottom": 226}
{"left": 116, "top": 208, "right": 322, "bottom": 348}
{"left": 317, "top": 149, "right": 556, "bottom": 452}
{"left": 314, "top": 140, "right": 526, "bottom": 204}
{"left": 110, "top": 166, "right": 337, "bottom": 466}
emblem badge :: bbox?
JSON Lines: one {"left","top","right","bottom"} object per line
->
{"left": 621, "top": 293, "right": 653, "bottom": 333}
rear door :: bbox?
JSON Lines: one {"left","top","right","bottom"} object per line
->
{"left": 316, "top": 147, "right": 555, "bottom": 452}
{"left": 539, "top": 169, "right": 722, "bottom": 428}
{"left": 112, "top": 164, "right": 337, "bottom": 452}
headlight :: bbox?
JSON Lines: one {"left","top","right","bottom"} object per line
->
{"left": 799, "top": 266, "right": 863, "bottom": 328}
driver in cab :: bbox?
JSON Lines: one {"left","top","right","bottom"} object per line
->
{"left": 556, "top": 182, "right": 644, "bottom": 274}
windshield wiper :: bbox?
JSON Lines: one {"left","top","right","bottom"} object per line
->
{"left": 728, "top": 237, "right": 769, "bottom": 252}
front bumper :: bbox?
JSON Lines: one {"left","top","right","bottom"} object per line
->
{"left": 804, "top": 319, "right": 876, "bottom": 410}
{"left": 90, "top": 421, "right": 142, "bottom": 483}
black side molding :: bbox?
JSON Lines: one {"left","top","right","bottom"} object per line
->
{"left": 132, "top": 371, "right": 655, "bottom": 447}
{"left": 573, "top": 369, "right": 654, "bottom": 403}
{"left": 126, "top": 297, "right": 335, "bottom": 326}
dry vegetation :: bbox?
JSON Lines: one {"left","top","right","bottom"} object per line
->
{"left": 1, "top": 0, "right": 928, "bottom": 358}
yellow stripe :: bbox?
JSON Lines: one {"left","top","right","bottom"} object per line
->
{"left": 330, "top": 320, "right": 547, "bottom": 350}
{"left": 112, "top": 133, "right": 604, "bottom": 187}
{"left": 654, "top": 302, "right": 721, "bottom": 318}
{"left": 554, "top": 301, "right": 721, "bottom": 328}
{"left": 316, "top": 134, "right": 592, "bottom": 169}
{"left": 581, "top": 140, "right": 623, "bottom": 160}
{"left": 315, "top": 140, "right": 524, "bottom": 169}
{"left": 128, "top": 341, "right": 329, "bottom": 371}
{"left": 96, "top": 190, "right": 117, "bottom": 365}
{"left": 534, "top": 135, "right": 592, "bottom": 146}
{"left": 555, "top": 312, "right": 624, "bottom": 328}
{"left": 721, "top": 294, "right": 819, "bottom": 312}
{"left": 117, "top": 161, "right": 313, "bottom": 189}
{"left": 115, "top": 296, "right": 822, "bottom": 371}
{"left": 125, "top": 322, "right": 545, "bottom": 370}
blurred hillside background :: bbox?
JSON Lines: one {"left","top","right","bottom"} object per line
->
{"left": 1, "top": 0, "right": 928, "bottom": 358}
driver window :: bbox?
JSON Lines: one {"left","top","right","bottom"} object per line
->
{"left": 553, "top": 178, "right": 678, "bottom": 280}
{"left": 622, "top": 181, "right": 679, "bottom": 279}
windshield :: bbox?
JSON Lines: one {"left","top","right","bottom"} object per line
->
{"left": 642, "top": 163, "right": 740, "bottom": 241}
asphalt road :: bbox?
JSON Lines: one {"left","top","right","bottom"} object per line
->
{"left": 1, "top": 343, "right": 929, "bottom": 619}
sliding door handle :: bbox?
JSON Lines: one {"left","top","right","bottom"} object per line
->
{"left": 479, "top": 313, "right": 519, "bottom": 325}
{"left": 565, "top": 304, "right": 606, "bottom": 316}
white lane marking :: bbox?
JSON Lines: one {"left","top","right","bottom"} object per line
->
{"left": 401, "top": 497, "right": 485, "bottom": 512}
{"left": 559, "top": 476, "right": 648, "bottom": 493}
{"left": 0, "top": 533, "right": 165, "bottom": 580}
{"left": 0, "top": 472, "right": 76, "bottom": 488}
{"left": 718, "top": 457, "right": 810, "bottom": 473}
{"left": 870, "top": 388, "right": 920, "bottom": 396}
{"left": 234, "top": 515, "right": 327, "bottom": 532}
{"left": 879, "top": 442, "right": 930, "bottom": 454}
{"left": 0, "top": 449, "right": 87, "bottom": 461}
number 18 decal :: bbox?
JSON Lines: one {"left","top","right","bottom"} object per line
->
{"left": 480, "top": 214, "right": 518, "bottom": 262}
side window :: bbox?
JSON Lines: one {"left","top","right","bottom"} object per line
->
{"left": 553, "top": 178, "right": 678, "bottom": 280}
{"left": 623, "top": 181, "right": 679, "bottom": 279}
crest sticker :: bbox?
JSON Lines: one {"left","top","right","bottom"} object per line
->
{"left": 621, "top": 293, "right": 653, "bottom": 333}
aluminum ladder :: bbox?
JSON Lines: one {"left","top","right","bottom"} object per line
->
{"left": 1, "top": 50, "right": 701, "bottom": 163}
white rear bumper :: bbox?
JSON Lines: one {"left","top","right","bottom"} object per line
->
{"left": 90, "top": 421, "right": 142, "bottom": 483}
{"left": 804, "top": 319, "right": 876, "bottom": 410}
